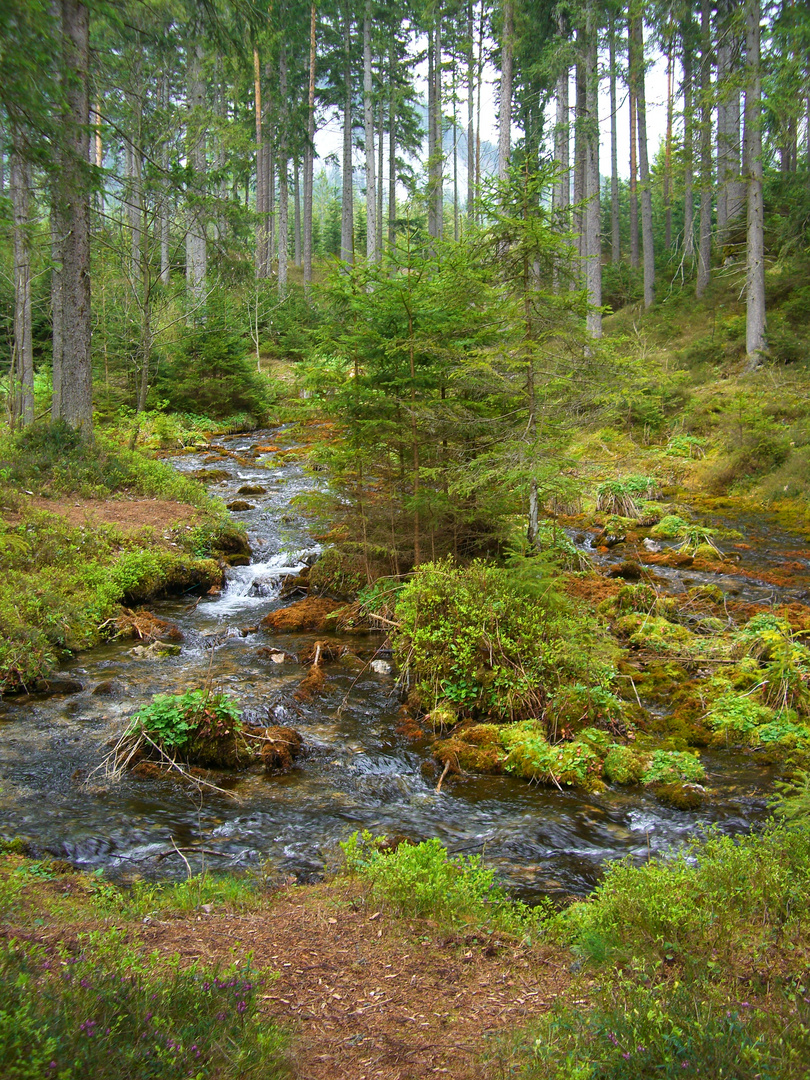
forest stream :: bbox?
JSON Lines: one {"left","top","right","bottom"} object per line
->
{"left": 1, "top": 428, "right": 803, "bottom": 902}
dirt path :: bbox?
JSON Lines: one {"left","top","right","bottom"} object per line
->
{"left": 142, "top": 882, "right": 570, "bottom": 1079}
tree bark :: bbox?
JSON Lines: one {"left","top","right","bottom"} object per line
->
{"left": 682, "top": 43, "right": 695, "bottom": 261}
{"left": 341, "top": 8, "right": 354, "bottom": 263}
{"left": 664, "top": 36, "right": 673, "bottom": 250}
{"left": 498, "top": 0, "right": 514, "bottom": 183}
{"left": 584, "top": 4, "right": 601, "bottom": 339}
{"left": 696, "top": 0, "right": 713, "bottom": 298}
{"left": 363, "top": 0, "right": 377, "bottom": 262}
{"left": 294, "top": 157, "right": 302, "bottom": 267}
{"left": 185, "top": 34, "right": 207, "bottom": 306}
{"left": 466, "top": 0, "right": 475, "bottom": 221}
{"left": 744, "top": 0, "right": 766, "bottom": 368}
{"left": 573, "top": 47, "right": 586, "bottom": 264}
{"left": 609, "top": 15, "right": 620, "bottom": 264}
{"left": 634, "top": 14, "right": 655, "bottom": 308}
{"left": 160, "top": 73, "right": 171, "bottom": 285}
{"left": 278, "top": 45, "right": 289, "bottom": 296}
{"left": 254, "top": 45, "right": 268, "bottom": 279}
{"left": 628, "top": 20, "right": 639, "bottom": 271}
{"left": 52, "top": 0, "right": 92, "bottom": 432}
{"left": 388, "top": 37, "right": 396, "bottom": 252}
{"left": 303, "top": 2, "right": 316, "bottom": 289}
{"left": 377, "top": 97, "right": 384, "bottom": 249}
{"left": 11, "top": 137, "right": 34, "bottom": 427}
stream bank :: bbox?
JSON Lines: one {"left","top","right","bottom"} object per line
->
{"left": 2, "top": 426, "right": 801, "bottom": 901}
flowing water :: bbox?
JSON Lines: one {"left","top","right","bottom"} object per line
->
{"left": 1, "top": 430, "right": 801, "bottom": 901}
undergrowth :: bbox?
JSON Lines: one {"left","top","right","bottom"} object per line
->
{"left": 0, "top": 929, "right": 288, "bottom": 1079}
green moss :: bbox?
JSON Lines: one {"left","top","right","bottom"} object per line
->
{"left": 603, "top": 745, "right": 647, "bottom": 785}
{"left": 641, "top": 749, "right": 706, "bottom": 785}
{"left": 649, "top": 514, "right": 691, "bottom": 539}
{"left": 616, "top": 612, "right": 694, "bottom": 650}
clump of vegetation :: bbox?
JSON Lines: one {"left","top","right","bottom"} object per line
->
{"left": 0, "top": 929, "right": 288, "bottom": 1079}
{"left": 520, "top": 823, "right": 810, "bottom": 1079}
{"left": 111, "top": 690, "right": 256, "bottom": 773}
{"left": 340, "top": 832, "right": 547, "bottom": 934}
{"left": 648, "top": 514, "right": 691, "bottom": 539}
{"left": 595, "top": 476, "right": 659, "bottom": 518}
{"left": 393, "top": 559, "right": 615, "bottom": 722}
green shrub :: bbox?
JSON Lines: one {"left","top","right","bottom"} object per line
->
{"left": 393, "top": 559, "right": 614, "bottom": 721}
{"left": 340, "top": 832, "right": 547, "bottom": 934}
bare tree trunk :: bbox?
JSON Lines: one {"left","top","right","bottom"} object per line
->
{"left": 377, "top": 97, "right": 384, "bottom": 249}
{"left": 254, "top": 45, "right": 267, "bottom": 279}
{"left": 466, "top": 0, "right": 475, "bottom": 221}
{"left": 294, "top": 158, "right": 302, "bottom": 267}
{"left": 682, "top": 45, "right": 695, "bottom": 261}
{"left": 664, "top": 36, "right": 674, "bottom": 250}
{"left": 388, "top": 38, "right": 396, "bottom": 252}
{"left": 609, "top": 15, "right": 620, "bottom": 264}
{"left": 363, "top": 0, "right": 377, "bottom": 261}
{"left": 185, "top": 34, "right": 207, "bottom": 305}
{"left": 744, "top": 0, "right": 766, "bottom": 368}
{"left": 435, "top": 20, "right": 443, "bottom": 239}
{"left": 11, "top": 137, "right": 34, "bottom": 426}
{"left": 584, "top": 5, "right": 602, "bottom": 338}
{"left": 278, "top": 45, "right": 289, "bottom": 296}
{"left": 452, "top": 64, "right": 459, "bottom": 240}
{"left": 160, "top": 73, "right": 171, "bottom": 285}
{"left": 573, "top": 50, "right": 586, "bottom": 265}
{"left": 628, "top": 19, "right": 639, "bottom": 270}
{"left": 53, "top": 0, "right": 92, "bottom": 432}
{"left": 0, "top": 112, "right": 5, "bottom": 197}
{"left": 303, "top": 2, "right": 316, "bottom": 289}
{"left": 498, "top": 0, "right": 514, "bottom": 183}
{"left": 716, "top": 13, "right": 730, "bottom": 243}
{"left": 340, "top": 9, "right": 354, "bottom": 263}
{"left": 696, "top": 0, "right": 712, "bottom": 298}
{"left": 475, "top": 0, "right": 484, "bottom": 224}
{"left": 635, "top": 14, "right": 655, "bottom": 308}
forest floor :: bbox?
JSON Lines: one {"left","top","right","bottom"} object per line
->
{"left": 1, "top": 495, "right": 201, "bottom": 535}
{"left": 2, "top": 868, "right": 572, "bottom": 1079}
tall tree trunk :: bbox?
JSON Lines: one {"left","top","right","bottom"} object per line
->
{"left": 498, "top": 0, "right": 514, "bottom": 183}
{"left": 278, "top": 46, "right": 289, "bottom": 296}
{"left": 696, "top": 0, "right": 713, "bottom": 298}
{"left": 744, "top": 0, "right": 765, "bottom": 368}
{"left": 664, "top": 36, "right": 674, "bottom": 250}
{"left": 628, "top": 20, "right": 639, "bottom": 270}
{"left": 716, "top": 10, "right": 730, "bottom": 243}
{"left": 553, "top": 12, "right": 569, "bottom": 220}
{"left": 388, "top": 38, "right": 396, "bottom": 252}
{"left": 573, "top": 47, "right": 586, "bottom": 264}
{"left": 466, "top": 0, "right": 475, "bottom": 221}
{"left": 584, "top": 4, "right": 602, "bottom": 338}
{"left": 609, "top": 14, "right": 620, "bottom": 264}
{"left": 363, "top": 0, "right": 377, "bottom": 262}
{"left": 52, "top": 0, "right": 92, "bottom": 432}
{"left": 682, "top": 44, "right": 695, "bottom": 260}
{"left": 634, "top": 13, "right": 655, "bottom": 308}
{"left": 0, "top": 112, "right": 5, "bottom": 197}
{"left": 160, "top": 73, "right": 171, "bottom": 284}
{"left": 340, "top": 9, "right": 354, "bottom": 263}
{"left": 432, "top": 19, "right": 443, "bottom": 238}
{"left": 11, "top": 137, "right": 34, "bottom": 427}
{"left": 377, "top": 97, "right": 384, "bottom": 248}
{"left": 303, "top": 2, "right": 316, "bottom": 289}
{"left": 253, "top": 45, "right": 267, "bottom": 279}
{"left": 452, "top": 64, "right": 459, "bottom": 240}
{"left": 185, "top": 33, "right": 207, "bottom": 306}
{"left": 294, "top": 158, "right": 302, "bottom": 267}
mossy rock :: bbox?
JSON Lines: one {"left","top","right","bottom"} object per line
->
{"left": 616, "top": 612, "right": 694, "bottom": 651}
{"left": 261, "top": 597, "right": 347, "bottom": 633}
{"left": 608, "top": 561, "right": 643, "bottom": 581}
{"left": 237, "top": 485, "right": 266, "bottom": 496}
{"left": 434, "top": 724, "right": 507, "bottom": 774}
{"left": 192, "top": 469, "right": 231, "bottom": 483}
{"left": 122, "top": 556, "right": 223, "bottom": 604}
{"left": 603, "top": 745, "right": 647, "bottom": 784}
{"left": 687, "top": 584, "right": 725, "bottom": 605}
{"left": 641, "top": 749, "right": 706, "bottom": 785}
{"left": 226, "top": 500, "right": 255, "bottom": 512}
{"left": 261, "top": 726, "right": 304, "bottom": 772}
{"left": 654, "top": 782, "right": 706, "bottom": 810}
{"left": 693, "top": 542, "right": 722, "bottom": 562}
{"left": 649, "top": 514, "right": 691, "bottom": 539}
{"left": 616, "top": 583, "right": 657, "bottom": 613}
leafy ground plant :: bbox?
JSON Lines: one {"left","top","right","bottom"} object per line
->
{"left": 341, "top": 832, "right": 549, "bottom": 936}
{"left": 0, "top": 928, "right": 289, "bottom": 1079}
